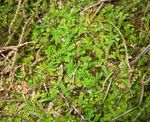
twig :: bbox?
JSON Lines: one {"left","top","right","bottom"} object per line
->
{"left": 139, "top": 4, "right": 149, "bottom": 42}
{"left": 81, "top": 0, "right": 110, "bottom": 14}
{"left": 133, "top": 103, "right": 149, "bottom": 122}
{"left": 72, "top": 105, "right": 86, "bottom": 121}
{"left": 0, "top": 53, "right": 11, "bottom": 63}
{"left": 107, "top": 21, "right": 131, "bottom": 70}
{"left": 0, "top": 18, "right": 32, "bottom": 76}
{"left": 100, "top": 73, "right": 113, "bottom": 92}
{"left": 19, "top": 18, "right": 31, "bottom": 44}
{"left": 96, "top": 78, "right": 113, "bottom": 112}
{"left": 60, "top": 92, "right": 86, "bottom": 121}
{"left": 0, "top": 41, "right": 34, "bottom": 53}
{"left": 130, "top": 44, "right": 150, "bottom": 67}
{"left": 91, "top": 2, "right": 104, "bottom": 21}
{"left": 144, "top": 77, "right": 150, "bottom": 84}
{"left": 111, "top": 75, "right": 147, "bottom": 121}
{"left": 101, "top": 79, "right": 113, "bottom": 104}
{"left": 81, "top": 0, "right": 102, "bottom": 13}
{"left": 43, "top": 83, "right": 50, "bottom": 97}
{"left": 31, "top": 44, "right": 44, "bottom": 67}
{"left": 111, "top": 107, "right": 137, "bottom": 121}
{"left": 138, "top": 75, "right": 145, "bottom": 105}
{"left": 0, "top": 99, "right": 24, "bottom": 103}
{"left": 9, "top": 0, "right": 22, "bottom": 34}
{"left": 11, "top": 48, "right": 18, "bottom": 70}
{"left": 5, "top": 20, "right": 22, "bottom": 46}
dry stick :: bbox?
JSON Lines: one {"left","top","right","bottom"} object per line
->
{"left": 8, "top": 48, "right": 18, "bottom": 89}
{"left": 1, "top": 51, "right": 15, "bottom": 74}
{"left": 96, "top": 77, "right": 113, "bottom": 112}
{"left": 11, "top": 18, "right": 31, "bottom": 69}
{"left": 133, "top": 100, "right": 149, "bottom": 122}
{"left": 0, "top": 99, "right": 24, "bottom": 103}
{"left": 88, "top": 0, "right": 113, "bottom": 21}
{"left": 107, "top": 21, "right": 133, "bottom": 89}
{"left": 0, "top": 42, "right": 34, "bottom": 75}
{"left": 130, "top": 44, "right": 150, "bottom": 67}
{"left": 1, "top": 18, "right": 31, "bottom": 87}
{"left": 70, "top": 67, "right": 78, "bottom": 85}
{"left": 0, "top": 42, "right": 34, "bottom": 74}
{"left": 81, "top": 0, "right": 110, "bottom": 13}
{"left": 111, "top": 107, "right": 137, "bottom": 121}
{"left": 10, "top": 65, "right": 22, "bottom": 81}
{"left": 43, "top": 83, "right": 50, "bottom": 97}
{"left": 14, "top": 103, "right": 26, "bottom": 117}
{"left": 60, "top": 93, "right": 86, "bottom": 121}
{"left": 138, "top": 75, "right": 145, "bottom": 105}
{"left": 8, "top": 0, "right": 22, "bottom": 34}
{"left": 107, "top": 21, "right": 131, "bottom": 70}
{"left": 139, "top": 4, "right": 149, "bottom": 42}
{"left": 57, "top": 66, "right": 86, "bottom": 121}
{"left": 0, "top": 41, "right": 34, "bottom": 53}
{"left": 111, "top": 75, "right": 146, "bottom": 121}
{"left": 1, "top": 53, "right": 11, "bottom": 63}
{"left": 144, "top": 77, "right": 150, "bottom": 84}
{"left": 101, "top": 79, "right": 113, "bottom": 104}
{"left": 71, "top": 105, "right": 86, "bottom": 121}
{"left": 81, "top": 0, "right": 102, "bottom": 13}
{"left": 31, "top": 44, "right": 44, "bottom": 67}
{"left": 6, "top": 0, "right": 30, "bottom": 46}
{"left": 91, "top": 1, "right": 104, "bottom": 21}
{"left": 6, "top": 20, "right": 22, "bottom": 46}
{"left": 19, "top": 18, "right": 31, "bottom": 45}
{"left": 100, "top": 73, "right": 113, "bottom": 92}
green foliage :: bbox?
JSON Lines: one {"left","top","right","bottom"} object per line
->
{"left": 0, "top": 0, "right": 150, "bottom": 121}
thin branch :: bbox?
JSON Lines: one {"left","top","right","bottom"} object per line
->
{"left": 81, "top": 0, "right": 110, "bottom": 14}
{"left": 130, "top": 44, "right": 150, "bottom": 67}
{"left": 101, "top": 79, "right": 113, "bottom": 104}
{"left": 96, "top": 78, "right": 113, "bottom": 112}
{"left": 111, "top": 75, "right": 147, "bottom": 121}
{"left": 111, "top": 107, "right": 137, "bottom": 121}
{"left": 31, "top": 44, "right": 44, "bottom": 67}
{"left": 19, "top": 18, "right": 31, "bottom": 44}
{"left": 0, "top": 18, "right": 32, "bottom": 76}
{"left": 100, "top": 73, "right": 113, "bottom": 92}
{"left": 107, "top": 21, "right": 131, "bottom": 70}
{"left": 138, "top": 75, "right": 145, "bottom": 105}
{"left": 71, "top": 105, "right": 86, "bottom": 121}
{"left": 0, "top": 99, "right": 24, "bottom": 103}
{"left": 81, "top": 0, "right": 102, "bottom": 13}
{"left": 9, "top": 0, "right": 22, "bottom": 34}
{"left": 133, "top": 103, "right": 149, "bottom": 122}
{"left": 0, "top": 41, "right": 34, "bottom": 53}
{"left": 91, "top": 2, "right": 104, "bottom": 21}
{"left": 43, "top": 83, "right": 50, "bottom": 97}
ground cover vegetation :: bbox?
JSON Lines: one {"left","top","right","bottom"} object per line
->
{"left": 0, "top": 0, "right": 150, "bottom": 121}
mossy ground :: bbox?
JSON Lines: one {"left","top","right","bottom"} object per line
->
{"left": 0, "top": 0, "right": 150, "bottom": 121}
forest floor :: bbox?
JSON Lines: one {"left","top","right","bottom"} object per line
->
{"left": 0, "top": 0, "right": 150, "bottom": 121}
